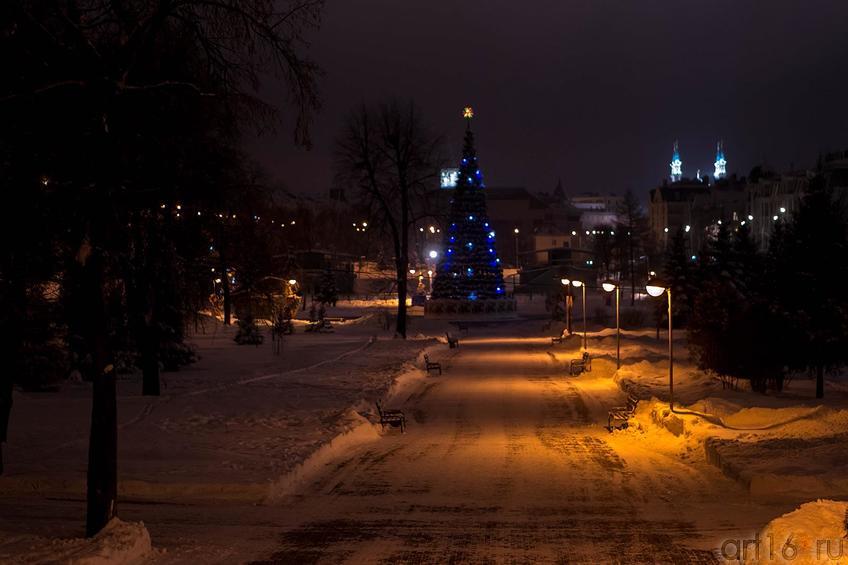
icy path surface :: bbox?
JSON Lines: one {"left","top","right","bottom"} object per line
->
{"left": 247, "top": 332, "right": 766, "bottom": 564}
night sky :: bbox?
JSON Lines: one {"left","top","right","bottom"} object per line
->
{"left": 247, "top": 1, "right": 848, "bottom": 199}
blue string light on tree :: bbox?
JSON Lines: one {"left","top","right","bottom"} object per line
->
{"left": 430, "top": 106, "right": 506, "bottom": 302}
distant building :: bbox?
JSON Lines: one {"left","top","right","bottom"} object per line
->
{"left": 570, "top": 193, "right": 622, "bottom": 230}
{"left": 747, "top": 171, "right": 809, "bottom": 249}
{"left": 648, "top": 179, "right": 710, "bottom": 248}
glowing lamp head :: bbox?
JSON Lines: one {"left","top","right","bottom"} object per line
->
{"left": 463, "top": 106, "right": 474, "bottom": 119}
{"left": 409, "top": 269, "right": 416, "bottom": 275}
{"left": 560, "top": 278, "right": 570, "bottom": 286}
{"left": 288, "top": 279, "right": 297, "bottom": 286}
{"left": 646, "top": 284, "right": 666, "bottom": 297}
{"left": 514, "top": 228, "right": 519, "bottom": 234}
{"left": 571, "top": 280, "right": 584, "bottom": 288}
{"left": 602, "top": 282, "right": 616, "bottom": 293}
{"left": 429, "top": 250, "right": 438, "bottom": 259}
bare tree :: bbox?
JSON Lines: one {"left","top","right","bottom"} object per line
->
{"left": 616, "top": 189, "right": 648, "bottom": 306}
{"left": 2, "top": 0, "right": 322, "bottom": 536}
{"left": 335, "top": 101, "right": 442, "bottom": 338}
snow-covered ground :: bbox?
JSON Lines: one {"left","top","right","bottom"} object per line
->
{"left": 579, "top": 325, "right": 848, "bottom": 504}
{"left": 1, "top": 303, "right": 846, "bottom": 563}
{"left": 0, "top": 311, "right": 453, "bottom": 562}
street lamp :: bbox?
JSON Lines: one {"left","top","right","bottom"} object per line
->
{"left": 646, "top": 281, "right": 674, "bottom": 411}
{"left": 513, "top": 228, "right": 520, "bottom": 269}
{"left": 571, "top": 279, "right": 587, "bottom": 351}
{"left": 561, "top": 278, "right": 573, "bottom": 334}
{"left": 602, "top": 281, "right": 621, "bottom": 370}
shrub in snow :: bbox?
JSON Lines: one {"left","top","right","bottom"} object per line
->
{"left": 234, "top": 315, "right": 263, "bottom": 345}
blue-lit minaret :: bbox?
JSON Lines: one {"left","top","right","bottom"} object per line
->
{"left": 714, "top": 140, "right": 727, "bottom": 180}
{"left": 670, "top": 140, "right": 683, "bottom": 182}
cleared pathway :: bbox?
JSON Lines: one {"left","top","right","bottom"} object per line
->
{"left": 254, "top": 333, "right": 744, "bottom": 564}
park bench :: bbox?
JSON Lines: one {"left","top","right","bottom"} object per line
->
{"left": 376, "top": 401, "right": 406, "bottom": 433}
{"left": 608, "top": 394, "right": 639, "bottom": 431}
{"left": 305, "top": 319, "right": 333, "bottom": 333}
{"left": 569, "top": 351, "right": 592, "bottom": 375}
{"left": 551, "top": 331, "right": 567, "bottom": 345}
{"left": 446, "top": 332, "right": 460, "bottom": 349}
{"left": 424, "top": 354, "right": 442, "bottom": 375}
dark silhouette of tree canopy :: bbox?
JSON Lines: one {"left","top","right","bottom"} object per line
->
{"left": 1, "top": 0, "right": 323, "bottom": 536}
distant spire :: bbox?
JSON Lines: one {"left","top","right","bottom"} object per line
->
{"left": 670, "top": 140, "right": 683, "bottom": 182}
{"left": 714, "top": 140, "right": 727, "bottom": 179}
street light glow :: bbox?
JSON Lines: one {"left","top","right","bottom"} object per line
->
{"left": 602, "top": 282, "right": 616, "bottom": 292}
{"left": 646, "top": 284, "right": 666, "bottom": 297}
{"left": 429, "top": 250, "right": 438, "bottom": 259}
{"left": 560, "top": 278, "right": 570, "bottom": 286}
{"left": 513, "top": 228, "right": 519, "bottom": 234}
{"left": 288, "top": 279, "right": 297, "bottom": 285}
{"left": 571, "top": 280, "right": 583, "bottom": 288}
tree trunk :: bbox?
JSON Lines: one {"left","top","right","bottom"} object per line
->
{"left": 395, "top": 177, "right": 409, "bottom": 340}
{"left": 1, "top": 277, "right": 30, "bottom": 476}
{"left": 816, "top": 364, "right": 824, "bottom": 399}
{"left": 83, "top": 253, "right": 117, "bottom": 537}
{"left": 395, "top": 263, "right": 407, "bottom": 338}
{"left": 0, "top": 379, "right": 11, "bottom": 476}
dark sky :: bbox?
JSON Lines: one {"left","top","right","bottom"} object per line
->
{"left": 247, "top": 1, "right": 848, "bottom": 199}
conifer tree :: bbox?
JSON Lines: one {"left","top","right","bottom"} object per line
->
{"left": 431, "top": 110, "right": 506, "bottom": 301}
{"left": 315, "top": 267, "right": 339, "bottom": 306}
{"left": 772, "top": 176, "right": 848, "bottom": 398}
{"left": 662, "top": 227, "right": 694, "bottom": 321}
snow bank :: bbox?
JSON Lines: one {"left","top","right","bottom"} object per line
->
{"left": 623, "top": 396, "right": 848, "bottom": 502}
{"left": 266, "top": 409, "right": 380, "bottom": 502}
{"left": 745, "top": 500, "right": 848, "bottom": 564}
{"left": 0, "top": 519, "right": 152, "bottom": 565}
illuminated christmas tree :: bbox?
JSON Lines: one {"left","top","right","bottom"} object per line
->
{"left": 431, "top": 108, "right": 506, "bottom": 301}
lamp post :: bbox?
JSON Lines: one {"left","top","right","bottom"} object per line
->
{"left": 646, "top": 281, "right": 673, "bottom": 411}
{"left": 513, "top": 227, "right": 520, "bottom": 269}
{"left": 602, "top": 282, "right": 621, "bottom": 370}
{"left": 560, "top": 278, "right": 573, "bottom": 335}
{"left": 571, "top": 279, "right": 586, "bottom": 351}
